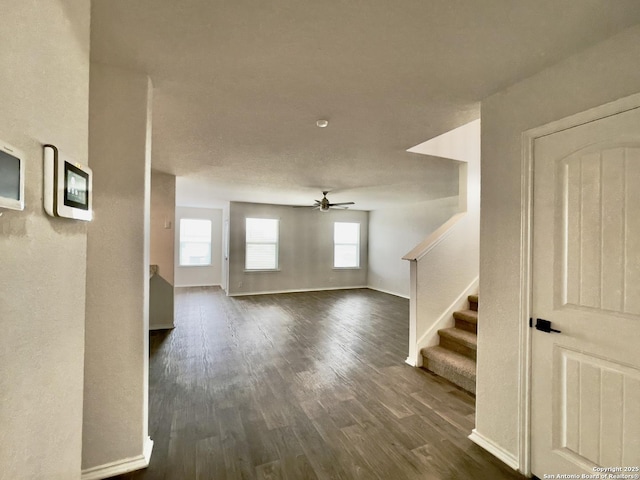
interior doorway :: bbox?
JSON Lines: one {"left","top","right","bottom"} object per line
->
{"left": 527, "top": 99, "right": 640, "bottom": 477}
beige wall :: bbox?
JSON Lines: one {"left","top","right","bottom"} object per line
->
{"left": 150, "top": 170, "right": 176, "bottom": 284}
{"left": 83, "top": 64, "right": 152, "bottom": 471}
{"left": 402, "top": 121, "right": 481, "bottom": 365}
{"left": 368, "top": 196, "right": 459, "bottom": 298}
{"left": 477, "top": 24, "right": 640, "bottom": 467}
{"left": 0, "top": 1, "right": 90, "bottom": 478}
{"left": 228, "top": 202, "right": 368, "bottom": 295}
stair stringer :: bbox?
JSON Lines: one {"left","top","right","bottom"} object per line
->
{"left": 408, "top": 276, "right": 478, "bottom": 367}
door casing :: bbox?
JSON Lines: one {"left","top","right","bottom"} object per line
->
{"left": 518, "top": 91, "right": 640, "bottom": 477}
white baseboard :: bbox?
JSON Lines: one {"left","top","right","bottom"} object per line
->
{"left": 367, "top": 286, "right": 410, "bottom": 299}
{"left": 81, "top": 436, "right": 154, "bottom": 480}
{"left": 149, "top": 323, "right": 175, "bottom": 330}
{"left": 228, "top": 285, "right": 368, "bottom": 297}
{"left": 468, "top": 429, "right": 519, "bottom": 471}
{"left": 405, "top": 356, "right": 418, "bottom": 367}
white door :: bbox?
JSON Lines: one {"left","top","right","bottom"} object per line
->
{"left": 531, "top": 106, "right": 640, "bottom": 477}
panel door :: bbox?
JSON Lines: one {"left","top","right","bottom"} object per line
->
{"left": 531, "top": 106, "right": 640, "bottom": 477}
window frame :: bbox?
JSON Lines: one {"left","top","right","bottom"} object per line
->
{"left": 333, "top": 221, "right": 360, "bottom": 269}
{"left": 244, "top": 217, "right": 280, "bottom": 271}
{"left": 178, "top": 218, "right": 213, "bottom": 267}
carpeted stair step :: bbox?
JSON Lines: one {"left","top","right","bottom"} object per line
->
{"left": 468, "top": 294, "right": 478, "bottom": 312}
{"left": 438, "top": 327, "right": 477, "bottom": 360}
{"left": 453, "top": 309, "right": 478, "bottom": 334}
{"left": 421, "top": 345, "right": 476, "bottom": 394}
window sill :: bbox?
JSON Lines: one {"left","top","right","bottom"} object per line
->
{"left": 244, "top": 269, "right": 281, "bottom": 273}
{"left": 333, "top": 266, "right": 361, "bottom": 270}
{"left": 179, "top": 264, "right": 213, "bottom": 268}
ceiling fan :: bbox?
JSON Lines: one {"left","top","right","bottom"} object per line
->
{"left": 295, "top": 191, "right": 355, "bottom": 212}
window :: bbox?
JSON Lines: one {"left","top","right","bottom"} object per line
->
{"left": 179, "top": 218, "right": 212, "bottom": 266}
{"left": 334, "top": 222, "right": 360, "bottom": 268}
{"left": 245, "top": 218, "right": 279, "bottom": 270}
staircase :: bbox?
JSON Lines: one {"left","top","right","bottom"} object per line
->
{"left": 421, "top": 294, "right": 478, "bottom": 394}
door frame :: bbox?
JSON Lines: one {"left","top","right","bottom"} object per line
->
{"left": 518, "top": 92, "right": 640, "bottom": 477}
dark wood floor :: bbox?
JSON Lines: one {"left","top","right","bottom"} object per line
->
{"left": 114, "top": 287, "right": 525, "bottom": 480}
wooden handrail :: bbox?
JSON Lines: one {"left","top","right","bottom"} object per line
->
{"left": 402, "top": 212, "right": 465, "bottom": 261}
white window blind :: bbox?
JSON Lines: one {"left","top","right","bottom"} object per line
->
{"left": 334, "top": 222, "right": 360, "bottom": 268}
{"left": 179, "top": 218, "right": 212, "bottom": 266}
{"left": 245, "top": 218, "right": 279, "bottom": 270}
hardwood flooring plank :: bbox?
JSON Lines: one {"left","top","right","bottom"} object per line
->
{"left": 309, "top": 410, "right": 381, "bottom": 480}
{"left": 278, "top": 454, "right": 318, "bottom": 480}
{"left": 111, "top": 287, "right": 525, "bottom": 480}
{"left": 241, "top": 420, "right": 280, "bottom": 468}
{"left": 340, "top": 422, "right": 423, "bottom": 480}
{"left": 290, "top": 420, "right": 352, "bottom": 480}
{"left": 217, "top": 407, "right": 254, "bottom": 480}
{"left": 195, "top": 436, "right": 226, "bottom": 480}
{"left": 255, "top": 460, "right": 282, "bottom": 480}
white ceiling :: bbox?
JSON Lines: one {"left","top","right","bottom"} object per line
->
{"left": 91, "top": 0, "right": 640, "bottom": 210}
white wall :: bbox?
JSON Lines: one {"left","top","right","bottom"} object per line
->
{"left": 150, "top": 170, "right": 175, "bottom": 329}
{"left": 150, "top": 170, "right": 176, "bottom": 284}
{"left": 175, "top": 176, "right": 229, "bottom": 290}
{"left": 403, "top": 121, "right": 481, "bottom": 365}
{"left": 477, "top": 24, "right": 640, "bottom": 468}
{"left": 0, "top": 2, "right": 89, "bottom": 478}
{"left": 83, "top": 64, "right": 153, "bottom": 473}
{"left": 228, "top": 202, "right": 368, "bottom": 295}
{"left": 368, "top": 196, "right": 459, "bottom": 297}
{"left": 175, "top": 206, "right": 223, "bottom": 287}
{"left": 222, "top": 203, "right": 230, "bottom": 291}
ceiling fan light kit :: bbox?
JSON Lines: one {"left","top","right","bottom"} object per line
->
{"left": 295, "top": 191, "right": 355, "bottom": 212}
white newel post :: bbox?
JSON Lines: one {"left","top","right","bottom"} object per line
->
{"left": 405, "top": 259, "right": 419, "bottom": 366}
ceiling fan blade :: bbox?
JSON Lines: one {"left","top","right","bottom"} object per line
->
{"left": 296, "top": 192, "right": 354, "bottom": 211}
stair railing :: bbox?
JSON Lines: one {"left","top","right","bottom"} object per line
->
{"left": 403, "top": 210, "right": 479, "bottom": 366}
{"left": 403, "top": 119, "right": 480, "bottom": 366}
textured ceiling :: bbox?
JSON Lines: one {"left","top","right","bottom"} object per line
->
{"left": 91, "top": 0, "right": 640, "bottom": 210}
